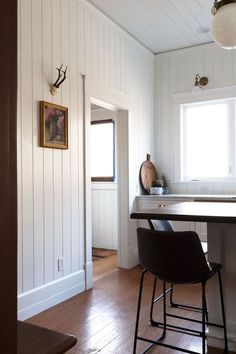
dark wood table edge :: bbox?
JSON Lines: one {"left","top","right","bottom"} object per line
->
{"left": 131, "top": 212, "right": 236, "bottom": 224}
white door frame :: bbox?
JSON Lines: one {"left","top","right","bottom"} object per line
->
{"left": 83, "top": 77, "right": 132, "bottom": 289}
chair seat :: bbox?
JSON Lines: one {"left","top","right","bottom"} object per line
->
{"left": 17, "top": 321, "right": 77, "bottom": 354}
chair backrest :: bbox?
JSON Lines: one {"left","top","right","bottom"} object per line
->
{"left": 148, "top": 219, "right": 208, "bottom": 255}
{"left": 148, "top": 219, "right": 174, "bottom": 232}
{"left": 137, "top": 227, "right": 210, "bottom": 284}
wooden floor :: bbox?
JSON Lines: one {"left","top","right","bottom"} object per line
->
{"left": 93, "top": 253, "right": 118, "bottom": 281}
{"left": 27, "top": 256, "right": 231, "bottom": 353}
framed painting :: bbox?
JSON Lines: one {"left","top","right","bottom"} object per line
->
{"left": 40, "top": 101, "right": 68, "bottom": 149}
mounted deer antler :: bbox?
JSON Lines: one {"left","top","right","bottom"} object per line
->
{"left": 50, "top": 64, "right": 68, "bottom": 95}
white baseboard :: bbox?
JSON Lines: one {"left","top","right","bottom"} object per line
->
{"left": 208, "top": 321, "right": 236, "bottom": 351}
{"left": 18, "top": 270, "right": 85, "bottom": 320}
{"left": 84, "top": 261, "right": 93, "bottom": 289}
{"left": 128, "top": 246, "right": 139, "bottom": 268}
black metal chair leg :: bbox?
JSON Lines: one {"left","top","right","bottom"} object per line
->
{"left": 133, "top": 270, "right": 147, "bottom": 354}
{"left": 150, "top": 277, "right": 157, "bottom": 323}
{"left": 218, "top": 271, "right": 228, "bottom": 353}
{"left": 163, "top": 281, "right": 167, "bottom": 337}
{"left": 202, "top": 282, "right": 206, "bottom": 354}
{"left": 204, "top": 294, "right": 208, "bottom": 324}
{"left": 170, "top": 283, "right": 174, "bottom": 306}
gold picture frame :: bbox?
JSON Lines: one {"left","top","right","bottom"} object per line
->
{"left": 40, "top": 101, "right": 68, "bottom": 149}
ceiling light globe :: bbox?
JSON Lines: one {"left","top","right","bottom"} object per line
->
{"left": 211, "top": 3, "right": 236, "bottom": 49}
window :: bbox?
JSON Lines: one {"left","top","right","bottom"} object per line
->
{"left": 180, "top": 99, "right": 235, "bottom": 181}
{"left": 91, "top": 119, "right": 115, "bottom": 181}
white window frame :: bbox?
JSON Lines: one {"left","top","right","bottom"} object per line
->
{"left": 171, "top": 86, "right": 236, "bottom": 183}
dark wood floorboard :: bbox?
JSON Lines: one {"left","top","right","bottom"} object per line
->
{"left": 27, "top": 257, "right": 233, "bottom": 354}
{"left": 93, "top": 253, "right": 118, "bottom": 281}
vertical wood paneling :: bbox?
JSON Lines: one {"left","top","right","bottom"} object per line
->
{"left": 109, "top": 29, "right": 115, "bottom": 87}
{"left": 91, "top": 16, "right": 98, "bottom": 80}
{"left": 92, "top": 191, "right": 99, "bottom": 246}
{"left": 42, "top": 0, "right": 54, "bottom": 285}
{"left": 203, "top": 47, "right": 213, "bottom": 89}
{"left": 114, "top": 33, "right": 121, "bottom": 90}
{"left": 233, "top": 51, "right": 236, "bottom": 84}
{"left": 155, "top": 56, "right": 163, "bottom": 171}
{"left": 160, "top": 56, "right": 170, "bottom": 176}
{"left": 32, "top": 0, "right": 44, "bottom": 288}
{"left": 84, "top": 11, "right": 92, "bottom": 77}
{"left": 92, "top": 188, "right": 118, "bottom": 249}
{"left": 155, "top": 43, "right": 236, "bottom": 195}
{"left": 120, "top": 40, "right": 126, "bottom": 93}
{"left": 51, "top": 0, "right": 63, "bottom": 280}
{"left": 20, "top": 0, "right": 34, "bottom": 292}
{"left": 103, "top": 25, "right": 110, "bottom": 86}
{"left": 213, "top": 46, "right": 222, "bottom": 88}
{"left": 18, "top": 0, "right": 154, "bottom": 303}
{"left": 111, "top": 191, "right": 118, "bottom": 248}
{"left": 70, "top": 1, "right": 82, "bottom": 272}
{"left": 98, "top": 20, "right": 104, "bottom": 83}
{"left": 61, "top": 0, "right": 71, "bottom": 277}
{"left": 222, "top": 50, "right": 234, "bottom": 87}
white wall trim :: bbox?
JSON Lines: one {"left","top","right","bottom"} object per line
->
{"left": 92, "top": 182, "right": 118, "bottom": 190}
{"left": 128, "top": 246, "right": 139, "bottom": 268}
{"left": 173, "top": 85, "right": 236, "bottom": 105}
{"left": 84, "top": 261, "right": 93, "bottom": 290}
{"left": 86, "top": 77, "right": 132, "bottom": 110}
{"left": 84, "top": 77, "right": 133, "bottom": 281}
{"left": 208, "top": 321, "right": 236, "bottom": 352}
{"left": 18, "top": 270, "right": 85, "bottom": 320}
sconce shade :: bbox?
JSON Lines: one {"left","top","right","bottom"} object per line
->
{"left": 211, "top": 3, "right": 236, "bottom": 49}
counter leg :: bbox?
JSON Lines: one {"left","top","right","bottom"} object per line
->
{"left": 207, "top": 222, "right": 236, "bottom": 351}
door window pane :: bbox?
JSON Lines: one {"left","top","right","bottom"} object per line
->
{"left": 91, "top": 120, "right": 115, "bottom": 181}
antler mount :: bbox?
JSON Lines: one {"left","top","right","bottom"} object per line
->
{"left": 50, "top": 64, "right": 68, "bottom": 96}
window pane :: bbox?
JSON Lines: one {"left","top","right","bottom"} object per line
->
{"left": 91, "top": 121, "right": 114, "bottom": 179}
{"left": 183, "top": 103, "right": 228, "bottom": 179}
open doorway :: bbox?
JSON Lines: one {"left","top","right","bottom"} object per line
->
{"left": 90, "top": 101, "right": 119, "bottom": 281}
{"left": 83, "top": 78, "right": 131, "bottom": 290}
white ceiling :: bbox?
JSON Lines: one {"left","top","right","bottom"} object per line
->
{"left": 86, "top": 0, "right": 214, "bottom": 54}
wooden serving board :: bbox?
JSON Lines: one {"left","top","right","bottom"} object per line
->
{"left": 140, "top": 154, "right": 158, "bottom": 193}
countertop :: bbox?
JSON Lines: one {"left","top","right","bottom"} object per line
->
{"left": 136, "top": 194, "right": 236, "bottom": 202}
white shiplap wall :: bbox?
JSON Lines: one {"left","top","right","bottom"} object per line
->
{"left": 154, "top": 43, "right": 236, "bottom": 195}
{"left": 17, "top": 0, "right": 154, "bottom": 319}
{"left": 92, "top": 184, "right": 118, "bottom": 250}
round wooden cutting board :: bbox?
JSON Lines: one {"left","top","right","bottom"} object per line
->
{"left": 140, "top": 154, "right": 158, "bottom": 193}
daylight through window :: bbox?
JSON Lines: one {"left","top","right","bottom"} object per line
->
{"left": 91, "top": 120, "right": 115, "bottom": 181}
{"left": 181, "top": 99, "right": 235, "bottom": 181}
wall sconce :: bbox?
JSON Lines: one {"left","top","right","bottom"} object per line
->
{"left": 50, "top": 64, "right": 68, "bottom": 96}
{"left": 192, "top": 74, "right": 208, "bottom": 92}
{"left": 211, "top": 0, "right": 236, "bottom": 49}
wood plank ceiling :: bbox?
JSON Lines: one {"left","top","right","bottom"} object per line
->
{"left": 86, "top": 0, "right": 213, "bottom": 54}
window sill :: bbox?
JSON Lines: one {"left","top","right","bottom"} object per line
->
{"left": 170, "top": 179, "right": 236, "bottom": 184}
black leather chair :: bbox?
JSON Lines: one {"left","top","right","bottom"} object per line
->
{"left": 148, "top": 219, "right": 208, "bottom": 311}
{"left": 133, "top": 227, "right": 228, "bottom": 354}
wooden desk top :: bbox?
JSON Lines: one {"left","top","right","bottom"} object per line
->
{"left": 131, "top": 201, "right": 236, "bottom": 223}
{"left": 17, "top": 321, "right": 77, "bottom": 354}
